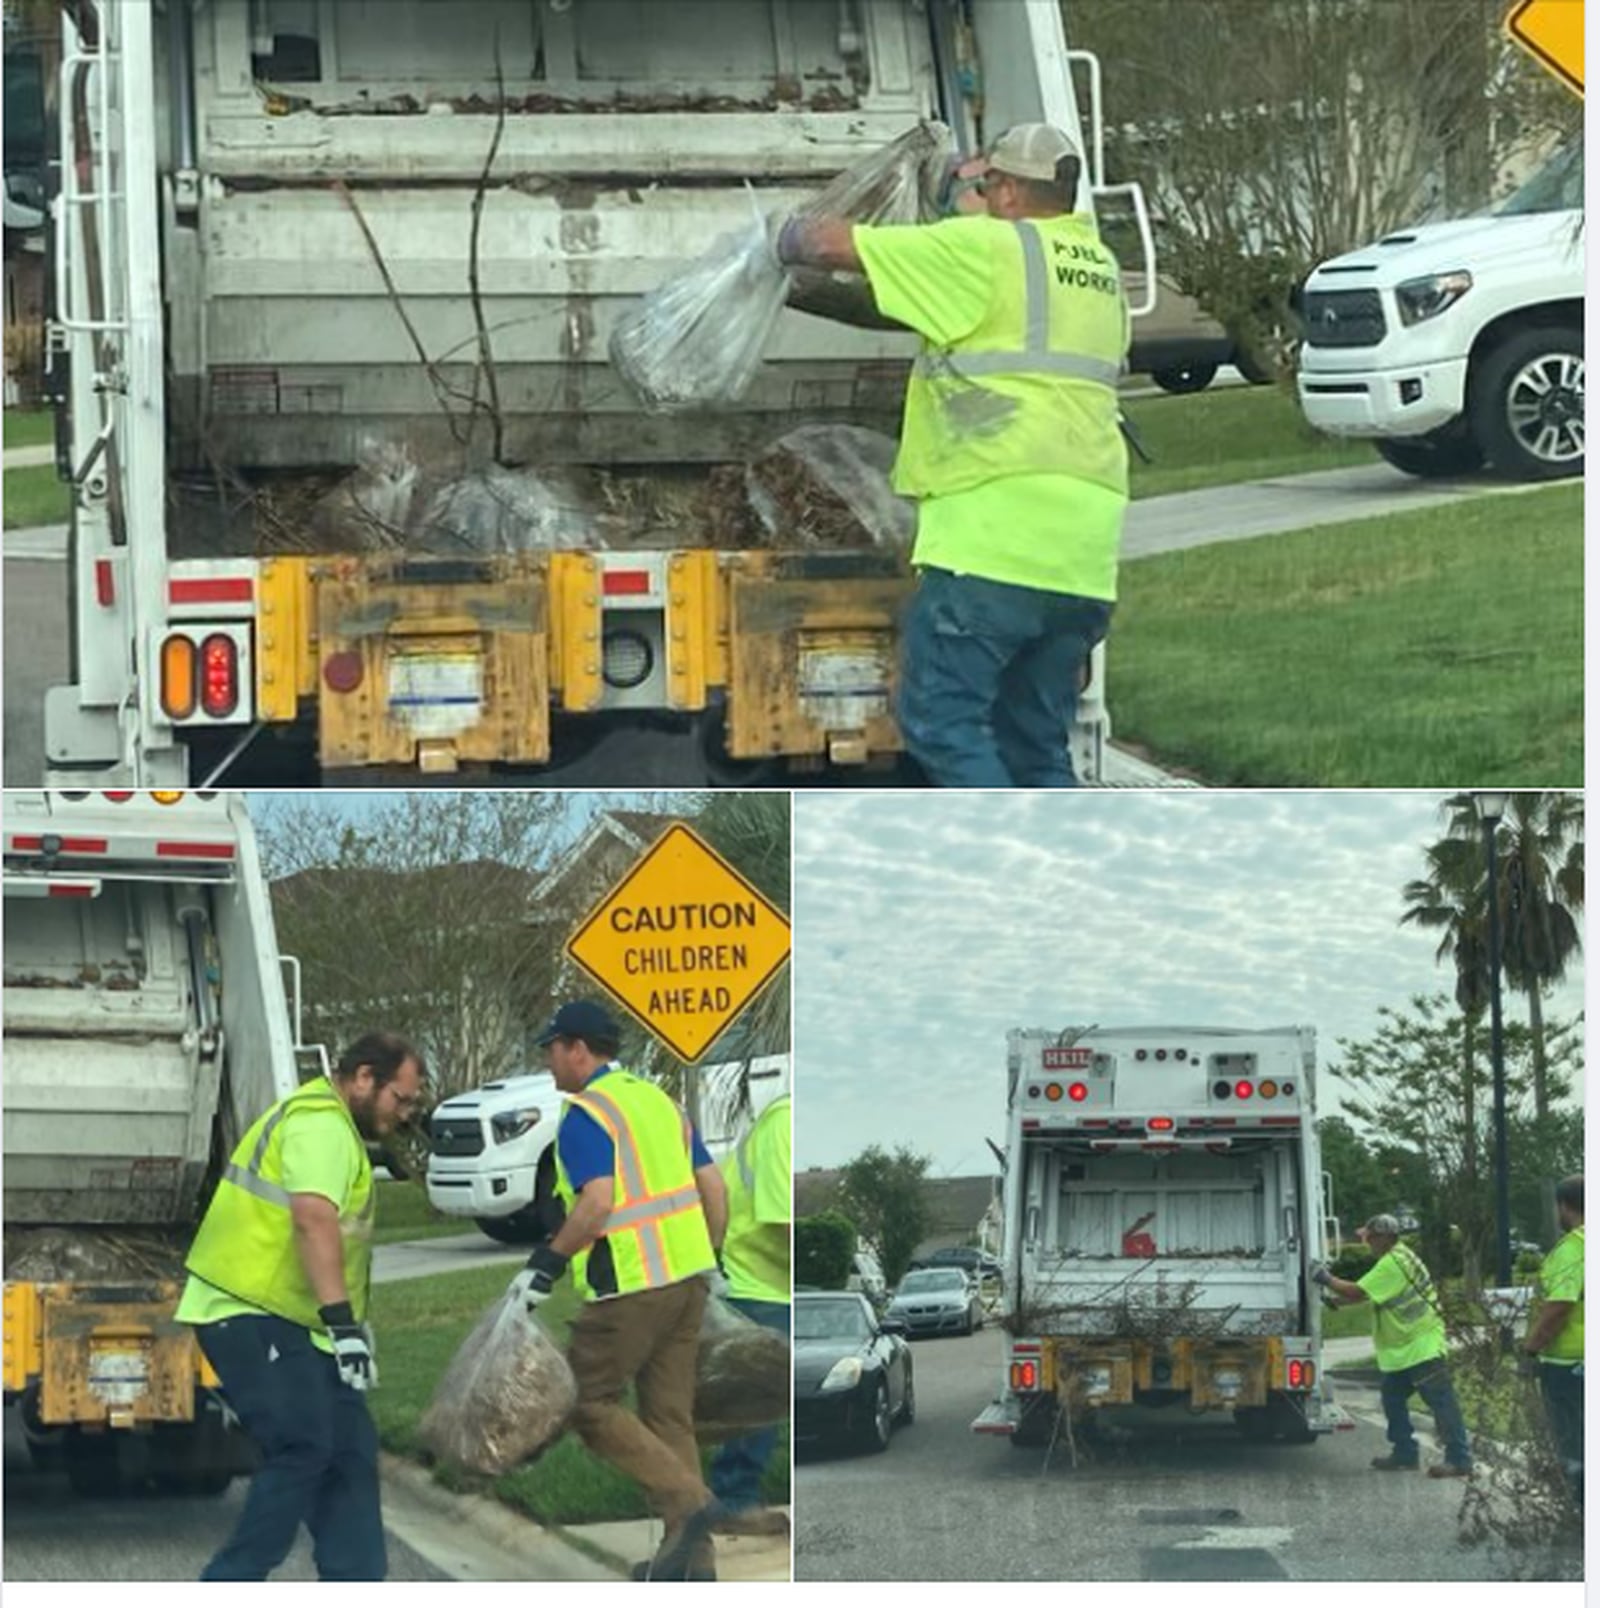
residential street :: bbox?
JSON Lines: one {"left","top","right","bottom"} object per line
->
{"left": 794, "top": 1328, "right": 1581, "bottom": 1583}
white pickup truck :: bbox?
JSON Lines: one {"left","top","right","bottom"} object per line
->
{"left": 1298, "top": 140, "right": 1582, "bottom": 481}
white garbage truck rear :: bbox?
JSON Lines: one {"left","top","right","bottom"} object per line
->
{"left": 2, "top": 789, "right": 309, "bottom": 1495}
{"left": 974, "top": 1026, "right": 1347, "bottom": 1449}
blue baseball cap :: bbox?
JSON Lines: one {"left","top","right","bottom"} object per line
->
{"left": 535, "top": 1000, "right": 621, "bottom": 1047}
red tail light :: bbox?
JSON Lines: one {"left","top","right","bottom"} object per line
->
{"left": 101, "top": 791, "right": 134, "bottom": 803}
{"left": 200, "top": 634, "right": 239, "bottom": 718}
{"left": 1287, "top": 1359, "right": 1315, "bottom": 1390}
{"left": 1068, "top": 1082, "right": 1089, "bottom": 1103}
{"left": 1010, "top": 1360, "right": 1039, "bottom": 1392}
{"left": 1148, "top": 1116, "right": 1175, "bottom": 1132}
{"left": 1235, "top": 1080, "right": 1254, "bottom": 1099}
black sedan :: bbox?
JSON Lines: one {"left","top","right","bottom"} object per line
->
{"left": 793, "top": 1290, "right": 914, "bottom": 1454}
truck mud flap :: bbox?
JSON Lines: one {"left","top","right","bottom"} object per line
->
{"left": 314, "top": 555, "right": 549, "bottom": 770}
{"left": 723, "top": 552, "right": 912, "bottom": 764}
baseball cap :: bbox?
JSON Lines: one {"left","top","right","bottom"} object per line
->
{"left": 1363, "top": 1213, "right": 1402, "bottom": 1238}
{"left": 984, "top": 123, "right": 1083, "bottom": 183}
{"left": 535, "top": 1000, "right": 620, "bottom": 1047}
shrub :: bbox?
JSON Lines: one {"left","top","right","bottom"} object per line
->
{"left": 795, "top": 1209, "right": 856, "bottom": 1289}
{"left": 1330, "top": 1243, "right": 1377, "bottom": 1282}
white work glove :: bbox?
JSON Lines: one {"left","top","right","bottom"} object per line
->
{"left": 320, "top": 1302, "right": 377, "bottom": 1392}
{"left": 1308, "top": 1261, "right": 1333, "bottom": 1288}
{"left": 510, "top": 1243, "right": 569, "bottom": 1314}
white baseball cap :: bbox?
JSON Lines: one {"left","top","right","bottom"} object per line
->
{"left": 984, "top": 123, "right": 1083, "bottom": 182}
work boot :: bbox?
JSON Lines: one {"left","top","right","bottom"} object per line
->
{"left": 648, "top": 1500, "right": 726, "bottom": 1581}
{"left": 1427, "top": 1463, "right": 1472, "bottom": 1479}
{"left": 711, "top": 1505, "right": 790, "bottom": 1538}
{"left": 630, "top": 1560, "right": 717, "bottom": 1583}
{"left": 1370, "top": 1454, "right": 1420, "bottom": 1471}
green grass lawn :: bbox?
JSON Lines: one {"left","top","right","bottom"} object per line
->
{"left": 369, "top": 1264, "right": 788, "bottom": 1525}
{"left": 1322, "top": 1303, "right": 1374, "bottom": 1342}
{"left": 4, "top": 462, "right": 70, "bottom": 529}
{"left": 3, "top": 407, "right": 54, "bottom": 449}
{"left": 1122, "top": 383, "right": 1371, "bottom": 499}
{"left": 372, "top": 1178, "right": 480, "bottom": 1246}
{"left": 1111, "top": 483, "right": 1582, "bottom": 786}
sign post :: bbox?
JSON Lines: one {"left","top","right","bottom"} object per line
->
{"left": 1505, "top": 0, "right": 1584, "bottom": 95}
{"left": 565, "top": 822, "right": 791, "bottom": 1065}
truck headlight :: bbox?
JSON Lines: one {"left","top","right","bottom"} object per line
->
{"left": 491, "top": 1107, "right": 541, "bottom": 1143}
{"left": 820, "top": 1357, "right": 864, "bottom": 1393}
{"left": 1395, "top": 271, "right": 1472, "bottom": 326}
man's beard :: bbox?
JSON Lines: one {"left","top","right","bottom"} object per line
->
{"left": 350, "top": 1095, "right": 382, "bottom": 1142}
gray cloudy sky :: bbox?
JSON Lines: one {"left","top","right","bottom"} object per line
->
{"left": 793, "top": 791, "right": 1585, "bottom": 1174}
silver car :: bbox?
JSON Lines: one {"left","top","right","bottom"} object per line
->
{"left": 885, "top": 1268, "right": 983, "bottom": 1338}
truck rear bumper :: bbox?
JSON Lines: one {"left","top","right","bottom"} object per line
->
{"left": 1298, "top": 356, "right": 1468, "bottom": 439}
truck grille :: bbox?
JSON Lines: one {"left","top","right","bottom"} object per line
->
{"left": 429, "top": 1116, "right": 485, "bottom": 1156}
{"left": 1301, "top": 289, "right": 1386, "bottom": 348}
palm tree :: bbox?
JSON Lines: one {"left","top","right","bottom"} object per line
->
{"left": 1442, "top": 793, "right": 1584, "bottom": 1122}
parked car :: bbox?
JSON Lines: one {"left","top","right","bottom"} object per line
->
{"left": 845, "top": 1248, "right": 887, "bottom": 1307}
{"left": 885, "top": 1267, "right": 984, "bottom": 1338}
{"left": 793, "top": 1291, "right": 914, "bottom": 1454}
{"left": 912, "top": 1246, "right": 1002, "bottom": 1281}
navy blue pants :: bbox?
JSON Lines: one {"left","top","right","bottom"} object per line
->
{"left": 708, "top": 1298, "right": 790, "bottom": 1510}
{"left": 1379, "top": 1357, "right": 1472, "bottom": 1470}
{"left": 898, "top": 567, "right": 1113, "bottom": 788}
{"left": 1540, "top": 1360, "right": 1584, "bottom": 1506}
{"left": 195, "top": 1315, "right": 386, "bottom": 1581}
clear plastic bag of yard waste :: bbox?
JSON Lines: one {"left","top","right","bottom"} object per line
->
{"left": 693, "top": 1293, "right": 791, "bottom": 1442}
{"left": 745, "top": 425, "right": 915, "bottom": 552}
{"left": 610, "top": 120, "right": 954, "bottom": 413}
{"left": 418, "top": 1295, "right": 577, "bottom": 1476}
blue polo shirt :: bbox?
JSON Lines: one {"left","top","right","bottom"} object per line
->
{"left": 557, "top": 1065, "right": 712, "bottom": 1189}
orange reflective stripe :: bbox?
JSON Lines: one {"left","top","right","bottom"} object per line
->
{"left": 571, "top": 1087, "right": 649, "bottom": 1199}
{"left": 609, "top": 1185, "right": 701, "bottom": 1230}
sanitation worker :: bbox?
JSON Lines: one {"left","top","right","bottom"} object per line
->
{"left": 510, "top": 1001, "right": 729, "bottom": 1581}
{"left": 709, "top": 1091, "right": 792, "bottom": 1531}
{"left": 1521, "top": 1173, "right": 1583, "bottom": 1508}
{"left": 774, "top": 123, "right": 1130, "bottom": 788}
{"left": 1312, "top": 1213, "right": 1473, "bottom": 1478}
{"left": 178, "top": 1031, "right": 426, "bottom": 1580}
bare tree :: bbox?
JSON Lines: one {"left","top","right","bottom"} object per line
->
{"left": 1068, "top": 0, "right": 1581, "bottom": 376}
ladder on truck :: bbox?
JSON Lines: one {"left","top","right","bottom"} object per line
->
{"left": 46, "top": 0, "right": 180, "bottom": 784}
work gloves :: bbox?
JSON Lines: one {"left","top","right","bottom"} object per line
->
{"left": 1308, "top": 1261, "right": 1334, "bottom": 1288}
{"left": 320, "top": 1302, "right": 377, "bottom": 1392}
{"left": 509, "top": 1242, "right": 569, "bottom": 1314}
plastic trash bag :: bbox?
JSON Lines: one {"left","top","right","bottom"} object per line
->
{"left": 746, "top": 425, "right": 915, "bottom": 552}
{"left": 611, "top": 121, "right": 954, "bottom": 413}
{"left": 418, "top": 1295, "right": 577, "bottom": 1476}
{"left": 694, "top": 1294, "right": 791, "bottom": 1442}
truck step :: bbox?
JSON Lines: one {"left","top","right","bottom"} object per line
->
{"left": 971, "top": 1399, "right": 1019, "bottom": 1436}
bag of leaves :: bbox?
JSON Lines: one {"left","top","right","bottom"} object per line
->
{"left": 610, "top": 120, "right": 954, "bottom": 413}
{"left": 694, "top": 1293, "right": 791, "bottom": 1442}
{"left": 418, "top": 1295, "right": 577, "bottom": 1476}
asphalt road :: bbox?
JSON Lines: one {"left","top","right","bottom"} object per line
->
{"left": 794, "top": 1328, "right": 1580, "bottom": 1583}
{"left": 1, "top": 462, "right": 1549, "bottom": 787}
{"left": 2, "top": 1410, "right": 449, "bottom": 1582}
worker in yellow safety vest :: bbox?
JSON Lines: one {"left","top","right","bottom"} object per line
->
{"left": 178, "top": 1031, "right": 426, "bottom": 1580}
{"left": 1521, "top": 1173, "right": 1583, "bottom": 1508}
{"left": 1312, "top": 1213, "right": 1473, "bottom": 1477}
{"left": 774, "top": 123, "right": 1131, "bottom": 789}
{"left": 509, "top": 1001, "right": 729, "bottom": 1581}
{"left": 709, "top": 1092, "right": 791, "bottom": 1527}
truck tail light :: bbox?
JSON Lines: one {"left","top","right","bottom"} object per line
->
{"left": 1010, "top": 1360, "right": 1039, "bottom": 1392}
{"left": 200, "top": 634, "right": 239, "bottom": 718}
{"left": 1147, "top": 1116, "right": 1174, "bottom": 1131}
{"left": 1068, "top": 1082, "right": 1088, "bottom": 1102}
{"left": 1235, "top": 1080, "right": 1254, "bottom": 1099}
{"left": 1044, "top": 1083, "right": 1063, "bottom": 1102}
{"left": 1212, "top": 1079, "right": 1231, "bottom": 1099}
{"left": 1259, "top": 1079, "right": 1279, "bottom": 1098}
{"left": 1287, "top": 1360, "right": 1315, "bottom": 1390}
{"left": 101, "top": 791, "right": 133, "bottom": 803}
{"left": 323, "top": 650, "right": 364, "bottom": 694}
{"left": 160, "top": 635, "right": 197, "bottom": 720}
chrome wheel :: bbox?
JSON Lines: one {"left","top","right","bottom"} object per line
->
{"left": 1505, "top": 351, "right": 1584, "bottom": 466}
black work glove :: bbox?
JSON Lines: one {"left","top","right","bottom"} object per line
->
{"left": 320, "top": 1301, "right": 377, "bottom": 1392}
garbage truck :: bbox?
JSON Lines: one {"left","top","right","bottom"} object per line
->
{"left": 973, "top": 1026, "right": 1350, "bottom": 1450}
{"left": 33, "top": 0, "right": 1153, "bottom": 784}
{"left": 2, "top": 789, "right": 312, "bottom": 1495}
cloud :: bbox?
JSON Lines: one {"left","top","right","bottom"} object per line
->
{"left": 794, "top": 791, "right": 1585, "bottom": 1172}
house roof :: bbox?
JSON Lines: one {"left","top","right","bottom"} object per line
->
{"left": 796, "top": 1170, "right": 999, "bottom": 1241}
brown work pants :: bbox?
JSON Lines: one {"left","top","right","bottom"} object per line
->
{"left": 567, "top": 1277, "right": 710, "bottom": 1537}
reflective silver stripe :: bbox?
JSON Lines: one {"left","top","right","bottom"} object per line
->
{"left": 1015, "top": 220, "right": 1050, "bottom": 353}
{"left": 249, "top": 1099, "right": 296, "bottom": 1173}
{"left": 573, "top": 1088, "right": 648, "bottom": 1197}
{"left": 636, "top": 1220, "right": 670, "bottom": 1286}
{"left": 914, "top": 349, "right": 1121, "bottom": 386}
{"left": 223, "top": 1161, "right": 292, "bottom": 1207}
{"left": 735, "top": 1127, "right": 755, "bottom": 1194}
{"left": 609, "top": 1185, "right": 701, "bottom": 1230}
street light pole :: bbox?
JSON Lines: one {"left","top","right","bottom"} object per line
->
{"left": 1475, "top": 793, "right": 1513, "bottom": 1288}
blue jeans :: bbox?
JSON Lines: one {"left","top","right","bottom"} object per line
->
{"left": 195, "top": 1316, "right": 386, "bottom": 1581}
{"left": 898, "top": 567, "right": 1113, "bottom": 788}
{"left": 1379, "top": 1357, "right": 1472, "bottom": 1470}
{"left": 708, "top": 1298, "right": 790, "bottom": 1510}
{"left": 1540, "top": 1361, "right": 1584, "bottom": 1505}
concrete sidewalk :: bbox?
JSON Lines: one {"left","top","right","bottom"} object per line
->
{"left": 5, "top": 444, "right": 55, "bottom": 470}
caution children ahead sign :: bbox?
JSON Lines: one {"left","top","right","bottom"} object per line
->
{"left": 565, "top": 822, "right": 791, "bottom": 1063}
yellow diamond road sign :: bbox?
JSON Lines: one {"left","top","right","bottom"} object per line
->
{"left": 1506, "top": 0, "right": 1583, "bottom": 95}
{"left": 565, "top": 822, "right": 791, "bottom": 1064}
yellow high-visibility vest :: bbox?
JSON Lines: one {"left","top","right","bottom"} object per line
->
{"left": 185, "top": 1078, "right": 374, "bottom": 1330}
{"left": 555, "top": 1069, "right": 715, "bottom": 1302}
{"left": 721, "top": 1094, "right": 791, "bottom": 1304}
